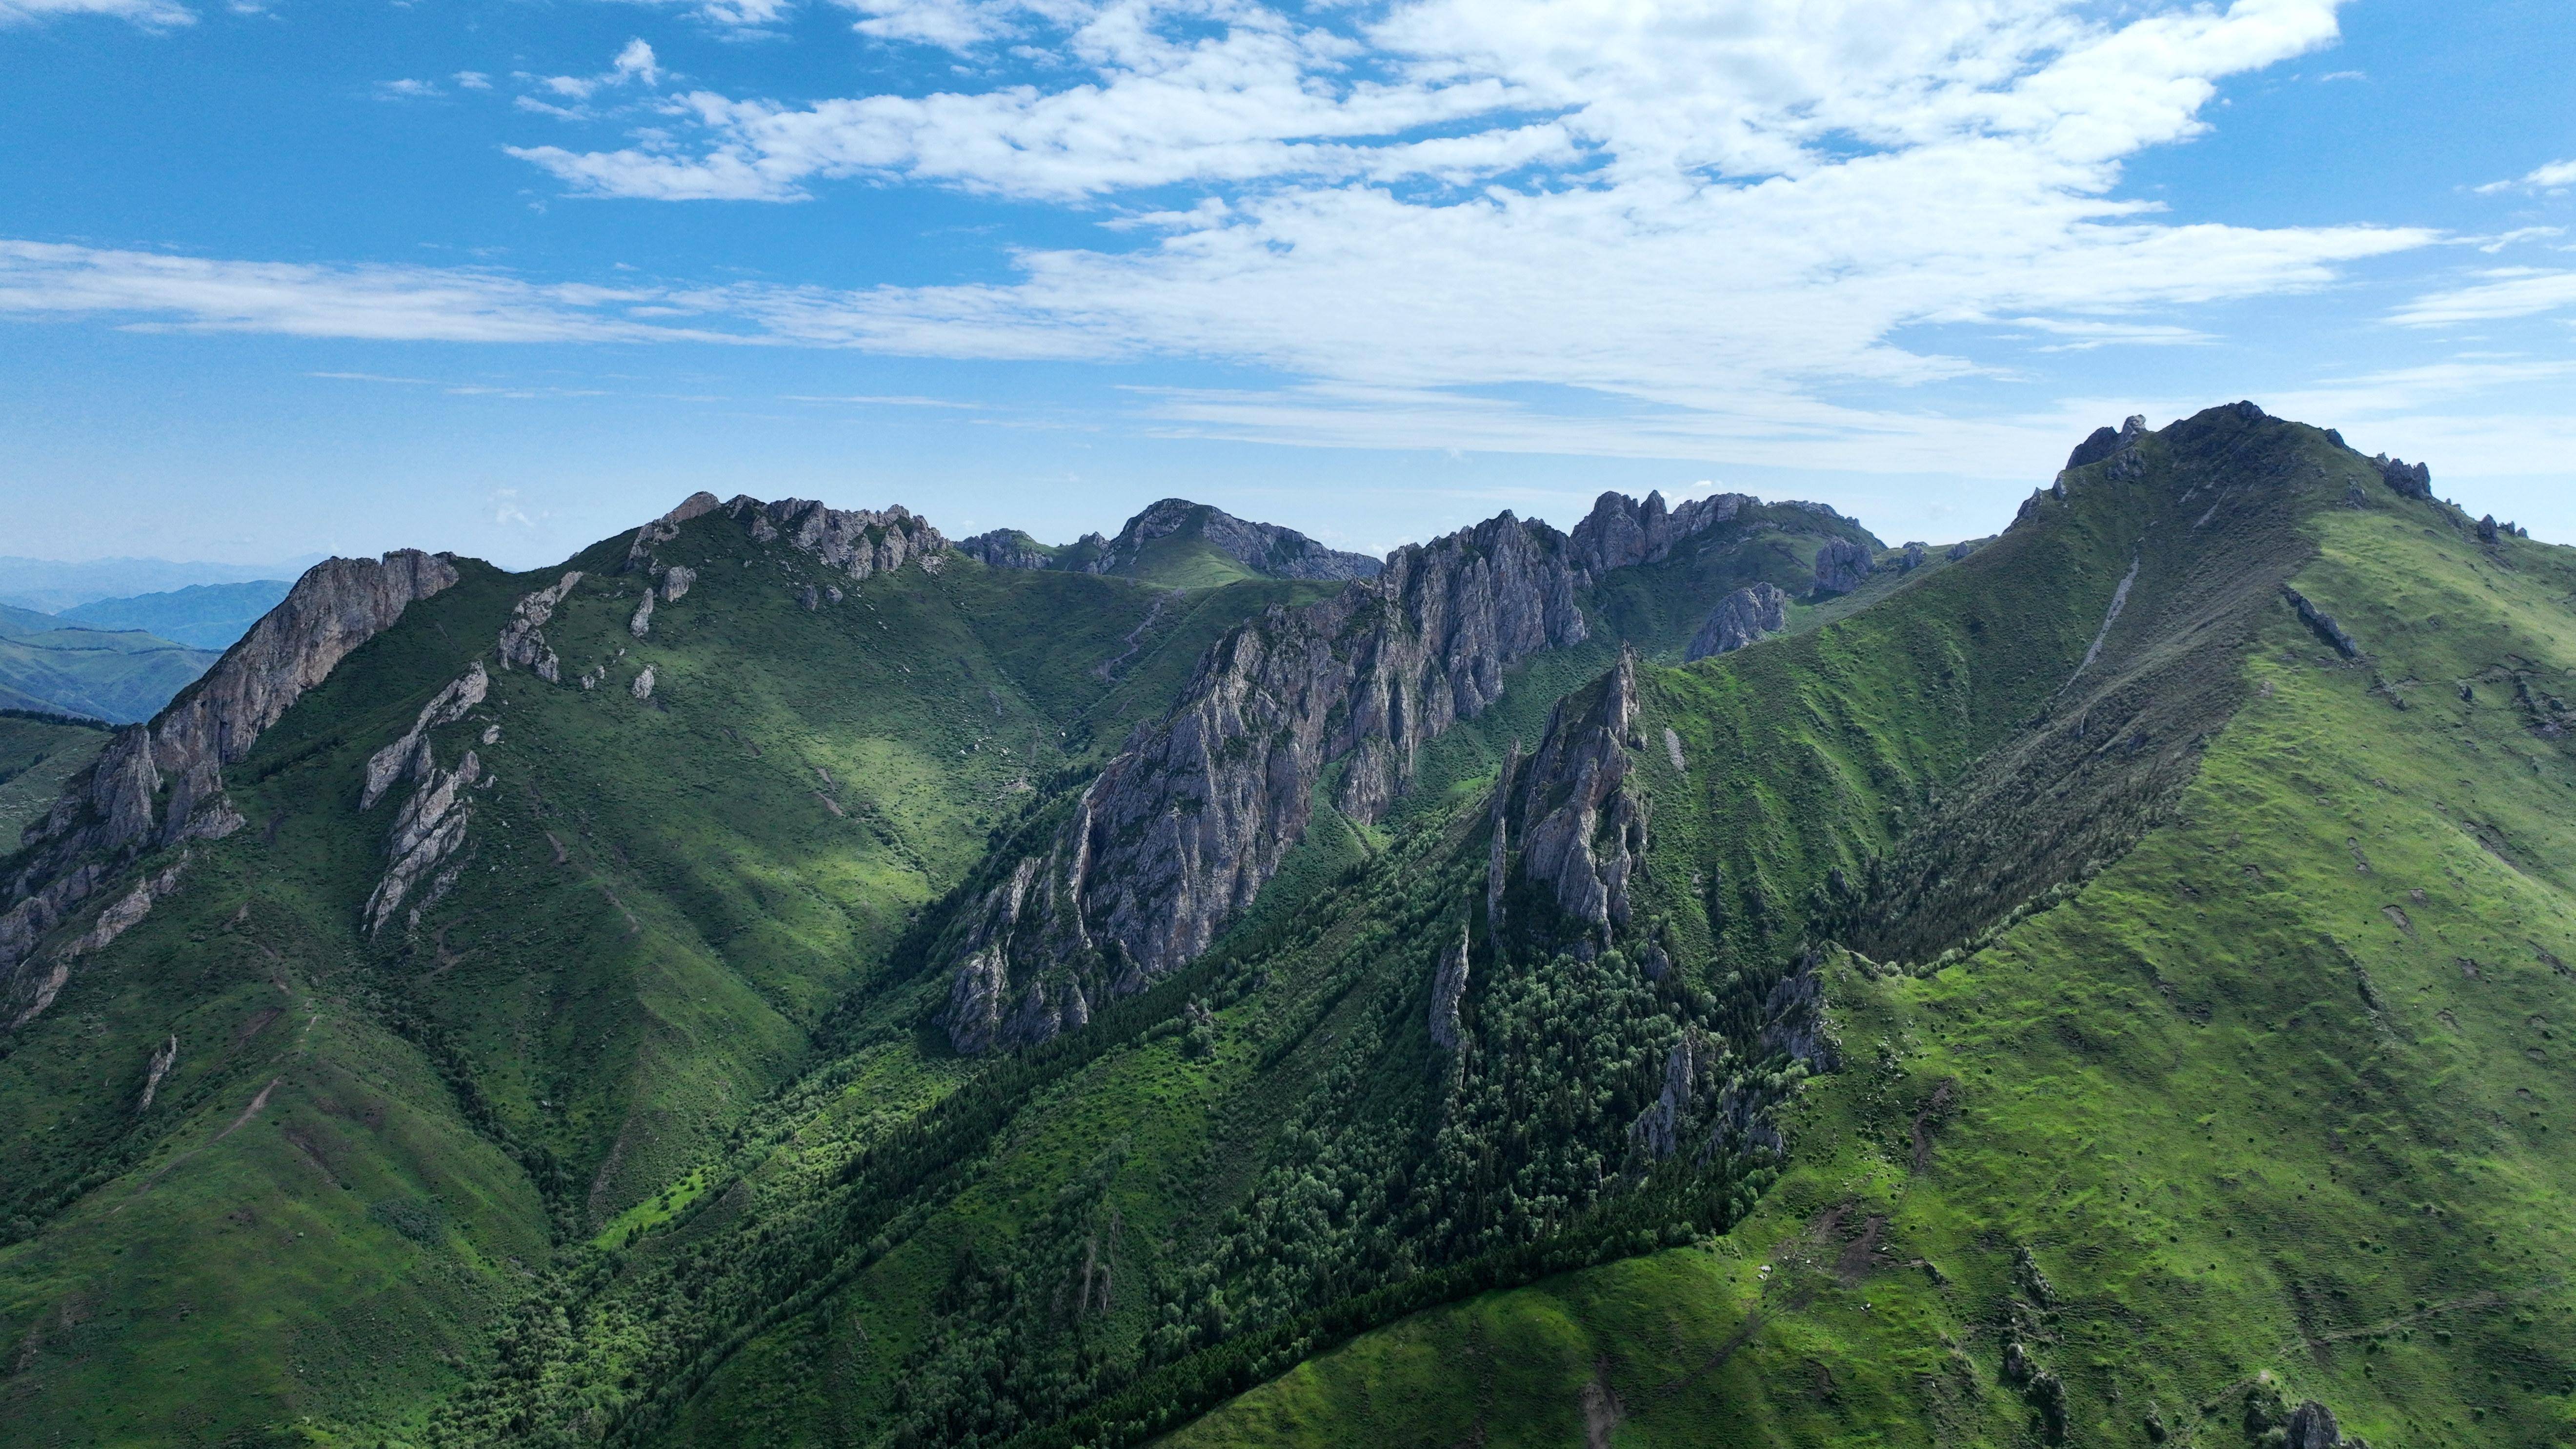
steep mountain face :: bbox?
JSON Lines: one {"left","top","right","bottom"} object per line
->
{"left": 934, "top": 489, "right": 1854, "bottom": 1054}
{"left": 11, "top": 413, "right": 2560, "bottom": 1449}
{"left": 1, "top": 549, "right": 458, "bottom": 1026}
{"left": 959, "top": 498, "right": 1381, "bottom": 586}
{"left": 1171, "top": 404, "right": 2576, "bottom": 1449}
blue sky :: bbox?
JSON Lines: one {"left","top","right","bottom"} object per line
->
{"left": 2, "top": 0, "right": 2570, "bottom": 570}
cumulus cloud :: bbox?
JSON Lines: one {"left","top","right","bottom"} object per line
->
{"left": 0, "top": 0, "right": 191, "bottom": 24}
{"left": 607, "top": 0, "right": 795, "bottom": 31}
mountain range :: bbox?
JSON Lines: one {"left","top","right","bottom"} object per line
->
{"left": 0, "top": 406, "right": 2567, "bottom": 1449}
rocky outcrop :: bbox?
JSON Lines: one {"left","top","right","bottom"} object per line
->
{"left": 9, "top": 856, "right": 188, "bottom": 1028}
{"left": 2375, "top": 454, "right": 2431, "bottom": 500}
{"left": 498, "top": 572, "right": 582, "bottom": 683}
{"left": 725, "top": 496, "right": 945, "bottom": 581}
{"left": 629, "top": 590, "right": 655, "bottom": 638}
{"left": 1563, "top": 489, "right": 1767, "bottom": 580}
{"left": 659, "top": 565, "right": 696, "bottom": 602}
{"left": 631, "top": 666, "right": 656, "bottom": 701}
{"left": 1630, "top": 1026, "right": 1716, "bottom": 1158}
{"left": 1758, "top": 951, "right": 1841, "bottom": 1071}
{"left": 1507, "top": 650, "right": 1646, "bottom": 945}
{"left": 2282, "top": 586, "right": 2362, "bottom": 660}
{"left": 624, "top": 491, "right": 724, "bottom": 569}
{"left": 1810, "top": 539, "right": 1873, "bottom": 597}
{"left": 2, "top": 550, "right": 459, "bottom": 1015}
{"left": 2285, "top": 1400, "right": 2343, "bottom": 1449}
{"left": 1428, "top": 925, "right": 1470, "bottom": 1050}
{"left": 137, "top": 1033, "right": 177, "bottom": 1113}
{"left": 1685, "top": 583, "right": 1790, "bottom": 661}
{"left": 939, "top": 508, "right": 1590, "bottom": 1052}
{"left": 361, "top": 664, "right": 487, "bottom": 811}
{"left": 363, "top": 745, "right": 480, "bottom": 937}
{"left": 956, "top": 528, "right": 1058, "bottom": 571}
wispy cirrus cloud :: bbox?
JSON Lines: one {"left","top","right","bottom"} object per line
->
{"left": 2474, "top": 159, "right": 2576, "bottom": 195}
{"left": 0, "top": 0, "right": 191, "bottom": 25}
{"left": 2391, "top": 268, "right": 2576, "bottom": 326}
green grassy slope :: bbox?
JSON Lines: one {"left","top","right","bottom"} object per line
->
{"left": 0, "top": 516, "right": 1307, "bottom": 1447}
{"left": 0, "top": 712, "right": 108, "bottom": 846}
{"left": 1168, "top": 431, "right": 2576, "bottom": 1445}
{"left": 0, "top": 602, "right": 219, "bottom": 724}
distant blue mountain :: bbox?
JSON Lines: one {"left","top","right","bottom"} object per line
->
{"left": 58, "top": 579, "right": 294, "bottom": 651}
{"left": 0, "top": 553, "right": 322, "bottom": 615}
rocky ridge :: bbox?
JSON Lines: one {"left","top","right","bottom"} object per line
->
{"left": 962, "top": 498, "right": 1381, "bottom": 582}
{"left": 939, "top": 489, "right": 1792, "bottom": 1054}
{"left": 1, "top": 550, "right": 459, "bottom": 1026}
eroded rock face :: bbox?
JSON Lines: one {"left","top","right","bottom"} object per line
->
{"left": 1428, "top": 925, "right": 1471, "bottom": 1050}
{"left": 1685, "top": 583, "right": 1791, "bottom": 661}
{"left": 137, "top": 1032, "right": 178, "bottom": 1113}
{"left": 1565, "top": 489, "right": 1751, "bottom": 579}
{"left": 940, "top": 508, "right": 1592, "bottom": 1052}
{"left": 364, "top": 746, "right": 479, "bottom": 937}
{"left": 498, "top": 572, "right": 582, "bottom": 683}
{"left": 724, "top": 496, "right": 946, "bottom": 581}
{"left": 625, "top": 491, "right": 724, "bottom": 569}
{"left": 1811, "top": 539, "right": 1873, "bottom": 596}
{"left": 955, "top": 529, "right": 1056, "bottom": 571}
{"left": 2, "top": 550, "right": 459, "bottom": 1017}
{"left": 1509, "top": 649, "right": 1646, "bottom": 944}
{"left": 2376, "top": 455, "right": 2432, "bottom": 500}
{"left": 361, "top": 664, "right": 487, "bottom": 811}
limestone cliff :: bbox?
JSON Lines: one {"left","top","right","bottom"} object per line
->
{"left": 1502, "top": 648, "right": 1647, "bottom": 948}
{"left": 940, "top": 508, "right": 1591, "bottom": 1051}
{"left": 1685, "top": 583, "right": 1790, "bottom": 661}
{"left": 2, "top": 550, "right": 459, "bottom": 1021}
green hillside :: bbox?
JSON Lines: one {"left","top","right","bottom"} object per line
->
{"left": 1175, "top": 414, "right": 2576, "bottom": 1447}
{"left": 60, "top": 579, "right": 295, "bottom": 651}
{"left": 1, "top": 418, "right": 2567, "bottom": 1449}
{"left": 0, "top": 601, "right": 220, "bottom": 724}
{"left": 0, "top": 711, "right": 109, "bottom": 846}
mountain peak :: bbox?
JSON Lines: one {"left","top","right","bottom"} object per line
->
{"left": 959, "top": 497, "right": 1380, "bottom": 586}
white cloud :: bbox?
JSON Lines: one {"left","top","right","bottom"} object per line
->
{"left": 605, "top": 0, "right": 795, "bottom": 32}
{"left": 520, "top": 39, "right": 665, "bottom": 114}
{"left": 2475, "top": 159, "right": 2576, "bottom": 195}
{"left": 2391, "top": 268, "right": 2576, "bottom": 326}
{"left": 454, "top": 71, "right": 493, "bottom": 90}
{"left": 377, "top": 78, "right": 443, "bottom": 100}
{"left": 0, "top": 0, "right": 191, "bottom": 24}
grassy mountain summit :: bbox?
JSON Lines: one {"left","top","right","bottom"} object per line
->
{"left": 1, "top": 417, "right": 2568, "bottom": 1449}
{"left": 957, "top": 499, "right": 1383, "bottom": 589}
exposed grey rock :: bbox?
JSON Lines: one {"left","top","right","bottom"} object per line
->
{"left": 1511, "top": 649, "right": 1647, "bottom": 943}
{"left": 499, "top": 571, "right": 582, "bottom": 683}
{"left": 2478, "top": 514, "right": 2500, "bottom": 543}
{"left": 2286, "top": 1399, "right": 2341, "bottom": 1449}
{"left": 797, "top": 584, "right": 820, "bottom": 611}
{"left": 12, "top": 858, "right": 188, "bottom": 1029}
{"left": 137, "top": 1033, "right": 177, "bottom": 1113}
{"left": 723, "top": 496, "right": 945, "bottom": 581}
{"left": 3, "top": 550, "right": 458, "bottom": 1013}
{"left": 658, "top": 564, "right": 696, "bottom": 602}
{"left": 1811, "top": 539, "right": 1872, "bottom": 596}
{"left": 939, "top": 508, "right": 1588, "bottom": 1052}
{"left": 1759, "top": 951, "right": 1841, "bottom": 1071}
{"left": 364, "top": 747, "right": 478, "bottom": 936}
{"left": 2064, "top": 426, "right": 2123, "bottom": 471}
{"left": 579, "top": 666, "right": 603, "bottom": 691}
{"left": 1662, "top": 726, "right": 1686, "bottom": 773}
{"left": 2375, "top": 454, "right": 2432, "bottom": 499}
{"left": 1565, "top": 489, "right": 1759, "bottom": 581}
{"left": 1948, "top": 540, "right": 1975, "bottom": 562}
{"left": 956, "top": 528, "right": 1056, "bottom": 571}
{"left": 1899, "top": 541, "right": 1927, "bottom": 571}
{"left": 2282, "top": 586, "right": 2362, "bottom": 659}
{"left": 1686, "top": 582, "right": 1790, "bottom": 661}
{"left": 825, "top": 585, "right": 844, "bottom": 604}
{"left": 1487, "top": 742, "right": 1517, "bottom": 934}
{"left": 631, "top": 666, "right": 656, "bottom": 701}
{"left": 1428, "top": 925, "right": 1470, "bottom": 1050}
{"left": 1630, "top": 1026, "right": 1715, "bottom": 1158}
{"left": 624, "top": 491, "right": 724, "bottom": 570}
{"left": 629, "top": 589, "right": 655, "bottom": 638}
{"left": 361, "top": 663, "right": 487, "bottom": 811}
